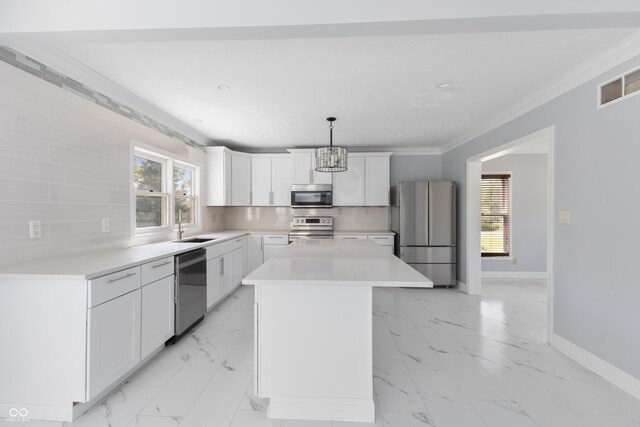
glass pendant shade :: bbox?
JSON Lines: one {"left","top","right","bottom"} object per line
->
{"left": 315, "top": 146, "right": 348, "bottom": 172}
{"left": 315, "top": 116, "right": 348, "bottom": 173}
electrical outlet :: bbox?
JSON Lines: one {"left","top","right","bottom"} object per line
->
{"left": 512, "top": 257, "right": 518, "bottom": 265}
{"left": 337, "top": 207, "right": 343, "bottom": 215}
{"left": 212, "top": 213, "right": 216, "bottom": 222}
{"left": 559, "top": 210, "right": 571, "bottom": 224}
{"left": 29, "top": 220, "right": 41, "bottom": 239}
{"left": 102, "top": 218, "right": 110, "bottom": 233}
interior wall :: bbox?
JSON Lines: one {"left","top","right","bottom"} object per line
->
{"left": 481, "top": 153, "right": 547, "bottom": 273}
{"left": 0, "top": 61, "right": 225, "bottom": 270}
{"left": 442, "top": 55, "right": 640, "bottom": 379}
{"left": 390, "top": 154, "right": 442, "bottom": 186}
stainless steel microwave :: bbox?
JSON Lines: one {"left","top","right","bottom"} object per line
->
{"left": 291, "top": 184, "right": 333, "bottom": 208}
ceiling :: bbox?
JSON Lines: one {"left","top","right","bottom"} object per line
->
{"left": 1, "top": 2, "right": 639, "bottom": 151}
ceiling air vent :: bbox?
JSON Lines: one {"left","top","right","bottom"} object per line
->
{"left": 599, "top": 66, "right": 640, "bottom": 107}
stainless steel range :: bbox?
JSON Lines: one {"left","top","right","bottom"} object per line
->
{"left": 289, "top": 216, "right": 333, "bottom": 243}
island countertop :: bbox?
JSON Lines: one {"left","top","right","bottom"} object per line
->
{"left": 243, "top": 239, "right": 432, "bottom": 288}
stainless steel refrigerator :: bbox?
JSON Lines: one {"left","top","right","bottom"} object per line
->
{"left": 390, "top": 181, "right": 456, "bottom": 287}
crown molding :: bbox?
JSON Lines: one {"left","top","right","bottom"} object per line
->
{"left": 10, "top": 42, "right": 212, "bottom": 147}
{"left": 441, "top": 29, "right": 640, "bottom": 154}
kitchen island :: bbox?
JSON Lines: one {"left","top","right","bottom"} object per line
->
{"left": 242, "top": 239, "right": 432, "bottom": 422}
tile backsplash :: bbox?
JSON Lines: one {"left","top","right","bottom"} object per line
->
{"left": 226, "top": 206, "right": 390, "bottom": 231}
{"left": 0, "top": 60, "right": 224, "bottom": 270}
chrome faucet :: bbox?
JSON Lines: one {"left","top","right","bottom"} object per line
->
{"left": 177, "top": 214, "right": 184, "bottom": 240}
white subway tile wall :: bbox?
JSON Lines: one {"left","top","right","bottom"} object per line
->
{"left": 226, "top": 206, "right": 390, "bottom": 231}
{"left": 0, "top": 61, "right": 225, "bottom": 270}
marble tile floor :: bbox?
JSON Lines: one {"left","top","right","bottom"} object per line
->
{"left": 4, "top": 279, "right": 640, "bottom": 427}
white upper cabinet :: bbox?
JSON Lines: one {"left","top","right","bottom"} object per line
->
{"left": 231, "top": 154, "right": 252, "bottom": 206}
{"left": 206, "top": 147, "right": 231, "bottom": 206}
{"left": 251, "top": 156, "right": 273, "bottom": 205}
{"left": 333, "top": 155, "right": 365, "bottom": 206}
{"left": 252, "top": 155, "right": 293, "bottom": 206}
{"left": 289, "top": 149, "right": 332, "bottom": 185}
{"left": 272, "top": 156, "right": 294, "bottom": 205}
{"left": 333, "top": 153, "right": 391, "bottom": 206}
{"left": 206, "top": 147, "right": 252, "bottom": 206}
{"left": 365, "top": 153, "right": 391, "bottom": 206}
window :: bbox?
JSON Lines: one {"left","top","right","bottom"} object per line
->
{"left": 481, "top": 174, "right": 511, "bottom": 257}
{"left": 133, "top": 146, "right": 199, "bottom": 235}
{"left": 173, "top": 163, "right": 196, "bottom": 226}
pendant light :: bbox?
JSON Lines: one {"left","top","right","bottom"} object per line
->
{"left": 315, "top": 117, "right": 348, "bottom": 173}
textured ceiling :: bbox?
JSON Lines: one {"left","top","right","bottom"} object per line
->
{"left": 53, "top": 28, "right": 634, "bottom": 150}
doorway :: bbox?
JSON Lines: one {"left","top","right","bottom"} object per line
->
{"left": 464, "top": 126, "right": 554, "bottom": 341}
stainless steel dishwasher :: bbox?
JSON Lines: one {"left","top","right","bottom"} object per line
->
{"left": 172, "top": 248, "right": 207, "bottom": 341}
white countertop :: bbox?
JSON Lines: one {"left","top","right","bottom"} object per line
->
{"left": 0, "top": 230, "right": 249, "bottom": 280}
{"left": 243, "top": 239, "right": 431, "bottom": 288}
{"left": 0, "top": 229, "right": 395, "bottom": 280}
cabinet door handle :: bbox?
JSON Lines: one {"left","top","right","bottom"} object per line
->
{"left": 269, "top": 191, "right": 274, "bottom": 205}
{"left": 309, "top": 169, "right": 313, "bottom": 183}
{"left": 219, "top": 258, "right": 224, "bottom": 276}
{"left": 107, "top": 271, "right": 136, "bottom": 284}
{"left": 151, "top": 260, "right": 172, "bottom": 269}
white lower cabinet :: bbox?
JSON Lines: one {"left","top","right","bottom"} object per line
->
{"left": 248, "top": 235, "right": 264, "bottom": 273}
{"left": 141, "top": 275, "right": 175, "bottom": 360}
{"left": 206, "top": 257, "right": 220, "bottom": 310}
{"left": 263, "top": 234, "right": 289, "bottom": 262}
{"left": 219, "top": 253, "right": 232, "bottom": 296}
{"left": 86, "top": 289, "right": 141, "bottom": 400}
{"left": 232, "top": 247, "right": 243, "bottom": 288}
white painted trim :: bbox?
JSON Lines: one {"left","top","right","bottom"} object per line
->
{"left": 465, "top": 159, "right": 482, "bottom": 295}
{"left": 456, "top": 280, "right": 468, "bottom": 293}
{"left": 546, "top": 128, "right": 555, "bottom": 342}
{"left": 442, "top": 30, "right": 640, "bottom": 154}
{"left": 466, "top": 126, "right": 554, "bottom": 338}
{"left": 267, "top": 396, "right": 375, "bottom": 423}
{"left": 481, "top": 271, "right": 547, "bottom": 279}
{"left": 552, "top": 334, "right": 640, "bottom": 400}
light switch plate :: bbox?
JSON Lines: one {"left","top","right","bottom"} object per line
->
{"left": 559, "top": 210, "right": 571, "bottom": 224}
{"left": 29, "top": 220, "right": 41, "bottom": 239}
{"left": 102, "top": 218, "right": 110, "bottom": 233}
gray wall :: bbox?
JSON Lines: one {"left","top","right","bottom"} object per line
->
{"left": 390, "top": 154, "right": 442, "bottom": 186}
{"left": 481, "top": 154, "right": 547, "bottom": 272}
{"left": 442, "top": 55, "right": 640, "bottom": 379}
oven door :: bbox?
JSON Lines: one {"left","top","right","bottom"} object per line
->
{"left": 291, "top": 190, "right": 332, "bottom": 208}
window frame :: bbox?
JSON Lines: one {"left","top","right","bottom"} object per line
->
{"left": 131, "top": 143, "right": 201, "bottom": 237}
{"left": 480, "top": 172, "right": 513, "bottom": 259}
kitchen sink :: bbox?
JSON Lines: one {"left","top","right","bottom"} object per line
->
{"left": 174, "top": 237, "right": 216, "bottom": 243}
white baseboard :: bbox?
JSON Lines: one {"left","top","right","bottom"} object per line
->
{"left": 457, "top": 280, "right": 468, "bottom": 293}
{"left": 552, "top": 334, "right": 640, "bottom": 400}
{"left": 482, "top": 271, "right": 547, "bottom": 279}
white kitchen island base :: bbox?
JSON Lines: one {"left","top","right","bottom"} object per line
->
{"left": 255, "top": 283, "right": 374, "bottom": 422}
{"left": 244, "top": 239, "right": 432, "bottom": 423}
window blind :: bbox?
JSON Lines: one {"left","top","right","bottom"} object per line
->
{"left": 481, "top": 174, "right": 511, "bottom": 257}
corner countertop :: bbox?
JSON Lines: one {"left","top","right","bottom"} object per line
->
{"left": 243, "top": 239, "right": 430, "bottom": 288}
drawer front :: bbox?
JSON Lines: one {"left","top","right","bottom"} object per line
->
{"left": 262, "top": 234, "right": 289, "bottom": 245}
{"left": 231, "top": 236, "right": 244, "bottom": 250}
{"left": 334, "top": 234, "right": 367, "bottom": 240}
{"left": 141, "top": 256, "right": 174, "bottom": 286}
{"left": 408, "top": 263, "right": 456, "bottom": 286}
{"left": 89, "top": 266, "right": 141, "bottom": 308}
{"left": 367, "top": 235, "right": 394, "bottom": 246}
{"left": 400, "top": 247, "right": 456, "bottom": 263}
{"left": 206, "top": 240, "right": 234, "bottom": 260}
